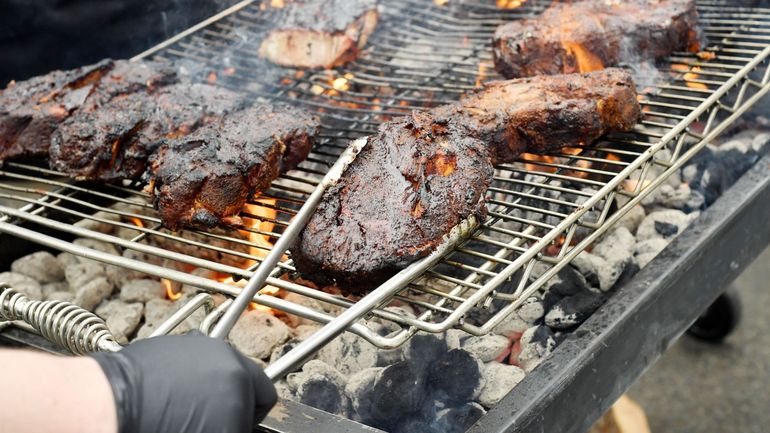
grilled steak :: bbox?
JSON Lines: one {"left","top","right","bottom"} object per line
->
{"left": 50, "top": 83, "right": 241, "bottom": 181}
{"left": 0, "top": 60, "right": 112, "bottom": 162}
{"left": 259, "top": 0, "right": 378, "bottom": 69}
{"left": 0, "top": 59, "right": 176, "bottom": 163}
{"left": 148, "top": 105, "right": 319, "bottom": 230}
{"left": 493, "top": 0, "right": 701, "bottom": 78}
{"left": 292, "top": 69, "right": 641, "bottom": 293}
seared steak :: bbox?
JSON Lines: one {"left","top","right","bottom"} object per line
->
{"left": 259, "top": 0, "right": 378, "bottom": 69}
{"left": 148, "top": 105, "right": 319, "bottom": 230}
{"left": 49, "top": 84, "right": 241, "bottom": 181}
{"left": 493, "top": 0, "right": 701, "bottom": 78}
{"left": 291, "top": 69, "right": 641, "bottom": 293}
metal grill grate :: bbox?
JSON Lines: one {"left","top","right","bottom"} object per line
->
{"left": 2, "top": 0, "right": 770, "bottom": 350}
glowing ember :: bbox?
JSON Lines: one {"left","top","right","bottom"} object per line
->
{"left": 162, "top": 278, "right": 183, "bottom": 301}
{"left": 128, "top": 217, "right": 144, "bottom": 228}
{"left": 522, "top": 152, "right": 558, "bottom": 174}
{"left": 223, "top": 67, "right": 236, "bottom": 76}
{"left": 310, "top": 84, "right": 324, "bottom": 95}
{"left": 623, "top": 178, "right": 652, "bottom": 193}
{"left": 434, "top": 0, "right": 449, "bottom": 5}
{"left": 207, "top": 72, "right": 217, "bottom": 84}
{"left": 270, "top": 0, "right": 285, "bottom": 7}
{"left": 672, "top": 63, "right": 708, "bottom": 90}
{"left": 497, "top": 0, "right": 525, "bottom": 9}
{"left": 332, "top": 77, "right": 350, "bottom": 91}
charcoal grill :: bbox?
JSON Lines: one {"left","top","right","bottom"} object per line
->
{"left": 2, "top": 1, "right": 770, "bottom": 432}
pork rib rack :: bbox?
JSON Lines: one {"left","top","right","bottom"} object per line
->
{"left": 291, "top": 68, "right": 642, "bottom": 294}
{"left": 493, "top": 0, "right": 702, "bottom": 78}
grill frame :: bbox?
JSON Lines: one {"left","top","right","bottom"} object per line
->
{"left": 1, "top": 0, "right": 770, "bottom": 431}
{"left": 2, "top": 1, "right": 770, "bottom": 357}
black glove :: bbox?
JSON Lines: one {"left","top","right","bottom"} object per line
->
{"left": 91, "top": 332, "right": 276, "bottom": 433}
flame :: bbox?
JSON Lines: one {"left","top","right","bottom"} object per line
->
{"left": 162, "top": 278, "right": 183, "bottom": 301}
{"left": 219, "top": 275, "right": 281, "bottom": 314}
{"left": 497, "top": 0, "right": 525, "bottom": 8}
{"left": 671, "top": 63, "right": 708, "bottom": 90}
{"left": 561, "top": 41, "right": 604, "bottom": 73}
{"left": 332, "top": 77, "right": 350, "bottom": 92}
{"left": 128, "top": 217, "right": 144, "bottom": 228}
{"left": 434, "top": 0, "right": 449, "bottom": 5}
{"left": 475, "top": 63, "right": 489, "bottom": 87}
{"left": 241, "top": 198, "right": 278, "bottom": 261}
{"left": 270, "top": 0, "right": 285, "bottom": 7}
{"left": 522, "top": 153, "right": 557, "bottom": 174}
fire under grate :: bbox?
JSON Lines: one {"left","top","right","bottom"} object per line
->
{"left": 2, "top": 0, "right": 770, "bottom": 356}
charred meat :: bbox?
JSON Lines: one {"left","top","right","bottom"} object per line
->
{"left": 148, "top": 105, "right": 319, "bottom": 230}
{"left": 291, "top": 69, "right": 641, "bottom": 293}
{"left": 0, "top": 59, "right": 176, "bottom": 162}
{"left": 0, "top": 60, "right": 112, "bottom": 161}
{"left": 259, "top": 0, "right": 378, "bottom": 69}
{"left": 49, "top": 84, "right": 241, "bottom": 181}
{"left": 493, "top": 0, "right": 701, "bottom": 78}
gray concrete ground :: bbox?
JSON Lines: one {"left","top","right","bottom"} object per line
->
{"left": 628, "top": 245, "right": 770, "bottom": 433}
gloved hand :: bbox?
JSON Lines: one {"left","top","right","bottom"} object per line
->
{"left": 91, "top": 332, "right": 276, "bottom": 433}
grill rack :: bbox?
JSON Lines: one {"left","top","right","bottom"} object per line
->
{"left": 2, "top": 0, "right": 770, "bottom": 353}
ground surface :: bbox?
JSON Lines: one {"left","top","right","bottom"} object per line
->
{"left": 628, "top": 245, "right": 770, "bottom": 433}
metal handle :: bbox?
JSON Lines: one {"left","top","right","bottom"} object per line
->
{"left": 0, "top": 283, "right": 122, "bottom": 355}
{"left": 209, "top": 137, "right": 368, "bottom": 339}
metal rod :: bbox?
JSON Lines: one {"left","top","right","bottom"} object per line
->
{"left": 263, "top": 217, "right": 478, "bottom": 381}
{"left": 208, "top": 137, "right": 368, "bottom": 339}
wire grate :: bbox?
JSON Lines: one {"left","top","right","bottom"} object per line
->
{"left": 2, "top": 0, "right": 770, "bottom": 348}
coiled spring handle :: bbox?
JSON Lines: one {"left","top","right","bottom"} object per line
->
{"left": 0, "top": 283, "right": 121, "bottom": 355}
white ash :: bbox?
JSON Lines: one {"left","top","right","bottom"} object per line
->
{"left": 545, "top": 292, "right": 603, "bottom": 330}
{"left": 445, "top": 329, "right": 469, "bottom": 350}
{"left": 74, "top": 277, "right": 114, "bottom": 311}
{"left": 517, "top": 325, "right": 556, "bottom": 373}
{"left": 317, "top": 331, "right": 379, "bottom": 376}
{"left": 636, "top": 209, "right": 699, "bottom": 242}
{"left": 461, "top": 334, "right": 509, "bottom": 363}
{"left": 344, "top": 367, "right": 382, "bottom": 422}
{"left": 432, "top": 402, "right": 487, "bottom": 433}
{"left": 0, "top": 272, "right": 42, "bottom": 300}
{"left": 96, "top": 300, "right": 143, "bottom": 344}
{"left": 119, "top": 279, "right": 165, "bottom": 303}
{"left": 11, "top": 251, "right": 64, "bottom": 284}
{"left": 72, "top": 238, "right": 121, "bottom": 257}
{"left": 491, "top": 308, "right": 533, "bottom": 335}
{"left": 616, "top": 204, "right": 646, "bottom": 234}
{"left": 292, "top": 324, "right": 322, "bottom": 341}
{"left": 229, "top": 310, "right": 291, "bottom": 359}
{"left": 282, "top": 292, "right": 328, "bottom": 327}
{"left": 47, "top": 291, "right": 74, "bottom": 302}
{"left": 56, "top": 252, "right": 81, "bottom": 269}
{"left": 65, "top": 262, "right": 106, "bottom": 291}
{"left": 73, "top": 211, "right": 122, "bottom": 234}
{"left": 41, "top": 281, "right": 68, "bottom": 299}
{"left": 295, "top": 359, "right": 348, "bottom": 388}
{"left": 634, "top": 237, "right": 670, "bottom": 268}
{"left": 477, "top": 362, "right": 525, "bottom": 408}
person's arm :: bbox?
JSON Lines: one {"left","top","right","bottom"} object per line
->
{"left": 0, "top": 349, "right": 118, "bottom": 433}
{"left": 0, "top": 333, "right": 277, "bottom": 433}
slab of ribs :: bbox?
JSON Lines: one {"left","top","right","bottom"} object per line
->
{"left": 291, "top": 68, "right": 642, "bottom": 294}
{"left": 493, "top": 0, "right": 702, "bottom": 78}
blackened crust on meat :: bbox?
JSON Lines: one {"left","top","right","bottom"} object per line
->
{"left": 0, "top": 59, "right": 176, "bottom": 163}
{"left": 259, "top": 0, "right": 379, "bottom": 69}
{"left": 149, "top": 105, "right": 319, "bottom": 230}
{"left": 433, "top": 68, "right": 641, "bottom": 162}
{"left": 292, "top": 69, "right": 641, "bottom": 294}
{"left": 0, "top": 59, "right": 113, "bottom": 161}
{"left": 49, "top": 83, "right": 242, "bottom": 181}
{"left": 493, "top": 0, "right": 702, "bottom": 78}
{"left": 291, "top": 112, "right": 493, "bottom": 293}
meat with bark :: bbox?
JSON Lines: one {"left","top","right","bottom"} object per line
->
{"left": 493, "top": 0, "right": 702, "bottom": 78}
{"left": 148, "top": 105, "right": 319, "bottom": 230}
{"left": 291, "top": 69, "right": 641, "bottom": 294}
{"left": 49, "top": 84, "right": 241, "bottom": 181}
{"left": 259, "top": 0, "right": 378, "bottom": 69}
{"left": 0, "top": 59, "right": 177, "bottom": 162}
{"left": 0, "top": 60, "right": 112, "bottom": 161}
